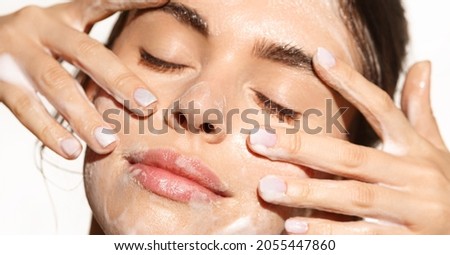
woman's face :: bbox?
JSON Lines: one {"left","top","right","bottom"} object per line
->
{"left": 84, "top": 0, "right": 359, "bottom": 234}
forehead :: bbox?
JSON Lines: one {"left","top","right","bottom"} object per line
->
{"left": 166, "top": 0, "right": 359, "bottom": 68}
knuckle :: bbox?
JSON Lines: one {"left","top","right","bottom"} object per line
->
{"left": 74, "top": 37, "right": 104, "bottom": 62}
{"left": 421, "top": 201, "right": 450, "bottom": 233}
{"left": 14, "top": 5, "right": 43, "bottom": 21}
{"left": 9, "top": 93, "right": 35, "bottom": 119}
{"left": 296, "top": 182, "right": 312, "bottom": 201}
{"left": 348, "top": 181, "right": 375, "bottom": 209}
{"left": 413, "top": 161, "right": 445, "bottom": 185}
{"left": 1, "top": 6, "right": 42, "bottom": 39}
{"left": 407, "top": 198, "right": 450, "bottom": 234}
{"left": 284, "top": 132, "right": 302, "bottom": 156}
{"left": 40, "top": 65, "right": 69, "bottom": 91}
{"left": 109, "top": 71, "right": 136, "bottom": 93}
{"left": 339, "top": 144, "right": 367, "bottom": 169}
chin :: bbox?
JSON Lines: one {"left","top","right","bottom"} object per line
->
{"left": 83, "top": 147, "right": 305, "bottom": 234}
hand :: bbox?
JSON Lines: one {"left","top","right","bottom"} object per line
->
{"left": 0, "top": 0, "right": 167, "bottom": 159}
{"left": 248, "top": 47, "right": 450, "bottom": 234}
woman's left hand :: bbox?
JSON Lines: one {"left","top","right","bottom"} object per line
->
{"left": 248, "top": 47, "right": 450, "bottom": 234}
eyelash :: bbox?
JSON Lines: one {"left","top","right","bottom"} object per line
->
{"left": 252, "top": 90, "right": 301, "bottom": 124}
{"left": 139, "top": 48, "right": 187, "bottom": 73}
{"left": 139, "top": 49, "right": 298, "bottom": 123}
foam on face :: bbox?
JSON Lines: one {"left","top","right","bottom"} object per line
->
{"left": 215, "top": 216, "right": 255, "bottom": 234}
{"left": 0, "top": 54, "right": 35, "bottom": 91}
{"left": 84, "top": 0, "right": 357, "bottom": 234}
{"left": 100, "top": 170, "right": 289, "bottom": 234}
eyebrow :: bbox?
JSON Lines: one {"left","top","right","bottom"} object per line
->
{"left": 135, "top": 2, "right": 208, "bottom": 36}
{"left": 135, "top": 3, "right": 312, "bottom": 72}
{"left": 252, "top": 39, "right": 313, "bottom": 72}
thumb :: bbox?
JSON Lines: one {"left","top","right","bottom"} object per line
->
{"left": 401, "top": 61, "right": 447, "bottom": 150}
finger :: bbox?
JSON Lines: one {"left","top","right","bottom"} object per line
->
{"left": 0, "top": 81, "right": 82, "bottom": 159}
{"left": 18, "top": 46, "right": 118, "bottom": 154}
{"left": 401, "top": 61, "right": 447, "bottom": 150}
{"left": 258, "top": 176, "right": 409, "bottom": 223}
{"left": 248, "top": 128, "right": 408, "bottom": 185}
{"left": 313, "top": 47, "right": 416, "bottom": 152}
{"left": 69, "top": 0, "right": 169, "bottom": 28}
{"left": 39, "top": 19, "right": 158, "bottom": 117}
{"left": 284, "top": 217, "right": 409, "bottom": 235}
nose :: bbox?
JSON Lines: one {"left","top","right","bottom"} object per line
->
{"left": 166, "top": 83, "right": 226, "bottom": 143}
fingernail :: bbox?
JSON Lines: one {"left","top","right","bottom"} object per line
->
{"left": 259, "top": 175, "right": 286, "bottom": 200}
{"left": 285, "top": 219, "right": 308, "bottom": 234}
{"left": 317, "top": 47, "right": 336, "bottom": 69}
{"left": 134, "top": 88, "right": 157, "bottom": 108}
{"left": 250, "top": 129, "right": 277, "bottom": 148}
{"left": 60, "top": 138, "right": 82, "bottom": 158}
{"left": 94, "top": 127, "right": 117, "bottom": 148}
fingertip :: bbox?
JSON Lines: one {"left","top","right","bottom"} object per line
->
{"left": 403, "top": 61, "right": 433, "bottom": 109}
{"left": 130, "top": 88, "right": 158, "bottom": 117}
{"left": 60, "top": 137, "right": 83, "bottom": 159}
{"left": 249, "top": 129, "right": 277, "bottom": 148}
{"left": 93, "top": 126, "right": 119, "bottom": 152}
{"left": 314, "top": 47, "right": 336, "bottom": 70}
{"left": 258, "top": 175, "right": 287, "bottom": 202}
{"left": 312, "top": 47, "right": 342, "bottom": 91}
{"left": 407, "top": 60, "right": 432, "bottom": 88}
{"left": 134, "top": 88, "right": 157, "bottom": 108}
{"left": 247, "top": 128, "right": 281, "bottom": 160}
{"left": 410, "top": 60, "right": 431, "bottom": 71}
{"left": 285, "top": 218, "right": 309, "bottom": 235}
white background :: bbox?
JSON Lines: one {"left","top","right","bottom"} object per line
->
{"left": 0, "top": 0, "right": 449, "bottom": 234}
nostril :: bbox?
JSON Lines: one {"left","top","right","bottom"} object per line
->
{"left": 174, "top": 111, "right": 188, "bottom": 130}
{"left": 200, "top": 122, "right": 218, "bottom": 134}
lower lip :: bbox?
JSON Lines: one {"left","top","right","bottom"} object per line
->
{"left": 130, "top": 164, "right": 220, "bottom": 203}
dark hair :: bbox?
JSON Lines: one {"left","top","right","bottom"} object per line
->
{"left": 340, "top": 0, "right": 409, "bottom": 145}
{"left": 104, "top": 0, "right": 409, "bottom": 146}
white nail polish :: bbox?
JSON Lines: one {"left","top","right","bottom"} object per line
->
{"left": 259, "top": 175, "right": 286, "bottom": 201}
{"left": 317, "top": 47, "right": 336, "bottom": 69}
{"left": 285, "top": 219, "right": 308, "bottom": 234}
{"left": 250, "top": 129, "right": 277, "bottom": 148}
{"left": 94, "top": 127, "right": 117, "bottom": 148}
{"left": 134, "top": 88, "right": 157, "bottom": 107}
{"left": 60, "top": 138, "right": 82, "bottom": 157}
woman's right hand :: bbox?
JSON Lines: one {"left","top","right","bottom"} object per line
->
{"left": 0, "top": 0, "right": 167, "bottom": 159}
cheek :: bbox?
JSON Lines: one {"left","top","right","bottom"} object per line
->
{"left": 84, "top": 147, "right": 130, "bottom": 233}
{"left": 83, "top": 87, "right": 310, "bottom": 234}
{"left": 214, "top": 135, "right": 311, "bottom": 226}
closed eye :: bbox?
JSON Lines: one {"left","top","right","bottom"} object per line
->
{"left": 252, "top": 89, "right": 301, "bottom": 124}
{"left": 139, "top": 48, "right": 187, "bottom": 73}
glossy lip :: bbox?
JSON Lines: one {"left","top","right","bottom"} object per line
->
{"left": 126, "top": 149, "right": 230, "bottom": 203}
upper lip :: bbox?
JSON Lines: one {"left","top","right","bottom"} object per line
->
{"left": 126, "top": 149, "right": 231, "bottom": 197}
